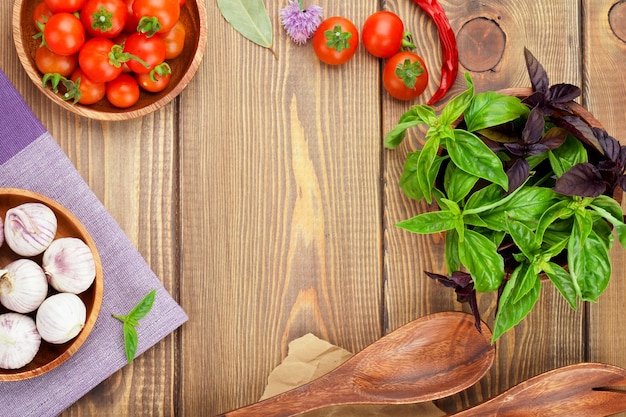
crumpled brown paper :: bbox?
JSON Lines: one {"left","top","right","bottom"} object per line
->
{"left": 261, "top": 333, "right": 446, "bottom": 416}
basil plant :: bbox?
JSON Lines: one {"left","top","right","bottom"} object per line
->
{"left": 385, "top": 49, "right": 626, "bottom": 342}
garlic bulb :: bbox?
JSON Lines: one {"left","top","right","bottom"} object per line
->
{"left": 43, "top": 237, "right": 96, "bottom": 294}
{"left": 0, "top": 216, "right": 4, "bottom": 248}
{"left": 0, "top": 259, "right": 49, "bottom": 313}
{"left": 0, "top": 313, "right": 41, "bottom": 369}
{"left": 36, "top": 293, "right": 86, "bottom": 344}
{"left": 4, "top": 203, "right": 57, "bottom": 257}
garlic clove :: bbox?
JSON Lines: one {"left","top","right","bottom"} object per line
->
{"left": 4, "top": 202, "right": 57, "bottom": 257}
{"left": 0, "top": 259, "right": 49, "bottom": 314}
{"left": 0, "top": 313, "right": 41, "bottom": 369}
{"left": 43, "top": 237, "right": 96, "bottom": 294}
{"left": 36, "top": 293, "right": 86, "bottom": 344}
{"left": 0, "top": 216, "right": 4, "bottom": 248}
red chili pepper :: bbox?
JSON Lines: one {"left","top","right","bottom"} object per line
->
{"left": 412, "top": 0, "right": 458, "bottom": 105}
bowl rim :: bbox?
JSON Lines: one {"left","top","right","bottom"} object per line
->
{"left": 0, "top": 187, "right": 104, "bottom": 381}
{"left": 11, "top": 0, "right": 208, "bottom": 121}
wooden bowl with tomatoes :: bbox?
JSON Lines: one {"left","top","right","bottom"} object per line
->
{"left": 12, "top": 0, "right": 207, "bottom": 121}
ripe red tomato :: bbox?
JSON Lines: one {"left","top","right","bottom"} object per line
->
{"left": 70, "top": 68, "right": 106, "bottom": 105}
{"left": 362, "top": 11, "right": 405, "bottom": 58}
{"left": 80, "top": 0, "right": 128, "bottom": 38}
{"left": 106, "top": 73, "right": 140, "bottom": 108}
{"left": 178, "top": 0, "right": 185, "bottom": 5}
{"left": 124, "top": 32, "right": 166, "bottom": 74}
{"left": 133, "top": 0, "right": 180, "bottom": 35}
{"left": 33, "top": 1, "right": 53, "bottom": 28}
{"left": 44, "top": 0, "right": 86, "bottom": 13}
{"left": 161, "top": 20, "right": 185, "bottom": 59}
{"left": 35, "top": 46, "right": 77, "bottom": 77}
{"left": 312, "top": 17, "right": 359, "bottom": 65}
{"left": 383, "top": 51, "right": 429, "bottom": 100}
{"left": 123, "top": 0, "right": 140, "bottom": 33}
{"left": 78, "top": 38, "right": 125, "bottom": 83}
{"left": 44, "top": 13, "right": 86, "bottom": 56}
{"left": 136, "top": 63, "right": 171, "bottom": 92}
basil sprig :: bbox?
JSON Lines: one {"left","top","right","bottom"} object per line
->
{"left": 113, "top": 289, "right": 157, "bottom": 363}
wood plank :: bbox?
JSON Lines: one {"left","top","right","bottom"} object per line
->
{"left": 382, "top": 0, "right": 585, "bottom": 412}
{"left": 585, "top": 2, "right": 626, "bottom": 416}
{"left": 182, "top": 2, "right": 384, "bottom": 415}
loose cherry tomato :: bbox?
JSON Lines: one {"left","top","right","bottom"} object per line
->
{"left": 133, "top": 0, "right": 180, "bottom": 35}
{"left": 80, "top": 0, "right": 128, "bottom": 38}
{"left": 44, "top": 0, "right": 86, "bottom": 13}
{"left": 44, "top": 13, "right": 85, "bottom": 56}
{"left": 106, "top": 73, "right": 140, "bottom": 108}
{"left": 123, "top": 32, "right": 166, "bottom": 74}
{"left": 70, "top": 68, "right": 106, "bottom": 105}
{"left": 383, "top": 51, "right": 429, "bottom": 100}
{"left": 161, "top": 20, "right": 185, "bottom": 59}
{"left": 362, "top": 11, "right": 405, "bottom": 58}
{"left": 33, "top": 1, "right": 53, "bottom": 28}
{"left": 312, "top": 17, "right": 359, "bottom": 65}
{"left": 35, "top": 46, "right": 78, "bottom": 77}
{"left": 136, "top": 62, "right": 171, "bottom": 92}
{"left": 78, "top": 38, "right": 125, "bottom": 83}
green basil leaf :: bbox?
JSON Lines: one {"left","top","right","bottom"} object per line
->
{"left": 412, "top": 104, "right": 438, "bottom": 126}
{"left": 447, "top": 130, "right": 508, "bottom": 190}
{"left": 396, "top": 210, "right": 459, "bottom": 234}
{"left": 574, "top": 209, "right": 594, "bottom": 246}
{"left": 590, "top": 195, "right": 624, "bottom": 224}
{"left": 385, "top": 119, "right": 422, "bottom": 149}
{"left": 459, "top": 229, "right": 504, "bottom": 292}
{"left": 417, "top": 135, "right": 441, "bottom": 204}
{"left": 217, "top": 0, "right": 272, "bottom": 48}
{"left": 568, "top": 228, "right": 611, "bottom": 301}
{"left": 550, "top": 134, "right": 588, "bottom": 173}
{"left": 544, "top": 262, "right": 578, "bottom": 310}
{"left": 123, "top": 321, "right": 138, "bottom": 363}
{"left": 464, "top": 183, "right": 504, "bottom": 211}
{"left": 506, "top": 218, "right": 540, "bottom": 260}
{"left": 464, "top": 92, "right": 528, "bottom": 132}
{"left": 445, "top": 229, "right": 461, "bottom": 273}
{"left": 398, "top": 151, "right": 423, "bottom": 200}
{"left": 440, "top": 73, "right": 474, "bottom": 126}
{"left": 535, "top": 200, "right": 573, "bottom": 243}
{"left": 492, "top": 268, "right": 541, "bottom": 342}
{"left": 510, "top": 263, "right": 539, "bottom": 304}
{"left": 128, "top": 289, "right": 157, "bottom": 321}
{"left": 444, "top": 162, "right": 480, "bottom": 202}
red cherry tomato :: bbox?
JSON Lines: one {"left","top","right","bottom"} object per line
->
{"left": 80, "top": 0, "right": 128, "bottom": 38}
{"left": 35, "top": 46, "right": 78, "bottom": 77}
{"left": 161, "top": 20, "right": 185, "bottom": 59}
{"left": 362, "top": 11, "right": 405, "bottom": 58}
{"left": 44, "top": 0, "right": 86, "bottom": 13}
{"left": 123, "top": 0, "right": 140, "bottom": 33}
{"left": 383, "top": 51, "right": 429, "bottom": 100}
{"left": 70, "top": 68, "right": 106, "bottom": 105}
{"left": 43, "top": 13, "right": 86, "bottom": 56}
{"left": 136, "top": 63, "right": 171, "bottom": 92}
{"left": 312, "top": 17, "right": 359, "bottom": 65}
{"left": 132, "top": 0, "right": 180, "bottom": 35}
{"left": 33, "top": 1, "right": 53, "bottom": 28}
{"left": 106, "top": 73, "right": 140, "bottom": 108}
{"left": 78, "top": 38, "right": 124, "bottom": 83}
{"left": 124, "top": 32, "right": 166, "bottom": 74}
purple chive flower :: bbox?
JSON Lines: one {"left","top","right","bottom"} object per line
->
{"left": 280, "top": 0, "right": 323, "bottom": 45}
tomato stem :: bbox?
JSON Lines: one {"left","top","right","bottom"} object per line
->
{"left": 324, "top": 24, "right": 353, "bottom": 52}
{"left": 136, "top": 16, "right": 162, "bottom": 37}
{"left": 401, "top": 31, "right": 416, "bottom": 51}
{"left": 42, "top": 73, "right": 82, "bottom": 104}
{"left": 90, "top": 6, "right": 114, "bottom": 32}
{"left": 396, "top": 58, "right": 425, "bottom": 89}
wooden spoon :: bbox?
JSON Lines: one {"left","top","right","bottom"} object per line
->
{"left": 450, "top": 362, "right": 626, "bottom": 416}
{"left": 217, "top": 311, "right": 495, "bottom": 417}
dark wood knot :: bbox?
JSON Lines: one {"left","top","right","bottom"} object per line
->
{"left": 456, "top": 17, "right": 506, "bottom": 72}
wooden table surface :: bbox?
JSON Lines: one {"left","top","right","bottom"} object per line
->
{"left": 2, "top": 0, "right": 626, "bottom": 415}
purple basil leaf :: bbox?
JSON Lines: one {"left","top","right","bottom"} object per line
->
{"left": 451, "top": 271, "right": 472, "bottom": 287}
{"left": 594, "top": 127, "right": 621, "bottom": 162}
{"left": 524, "top": 48, "right": 550, "bottom": 94}
{"left": 619, "top": 147, "right": 626, "bottom": 168}
{"left": 425, "top": 271, "right": 458, "bottom": 289}
{"left": 553, "top": 115, "right": 603, "bottom": 154}
{"left": 597, "top": 160, "right": 617, "bottom": 171}
{"left": 467, "top": 290, "right": 482, "bottom": 332}
{"left": 504, "top": 143, "right": 529, "bottom": 157}
{"left": 554, "top": 163, "right": 606, "bottom": 197}
{"left": 525, "top": 143, "right": 551, "bottom": 156}
{"left": 547, "top": 83, "right": 581, "bottom": 103}
{"left": 619, "top": 175, "right": 626, "bottom": 192}
{"left": 522, "top": 91, "right": 545, "bottom": 109}
{"left": 522, "top": 107, "right": 545, "bottom": 144}
{"left": 540, "top": 127, "right": 568, "bottom": 150}
{"left": 507, "top": 158, "right": 529, "bottom": 192}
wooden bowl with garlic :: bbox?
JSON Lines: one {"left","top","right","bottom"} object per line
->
{"left": 0, "top": 188, "right": 103, "bottom": 381}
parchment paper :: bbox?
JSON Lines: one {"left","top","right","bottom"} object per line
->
{"left": 261, "top": 333, "right": 446, "bottom": 416}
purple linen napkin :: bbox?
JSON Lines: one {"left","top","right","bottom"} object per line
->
{"left": 0, "top": 68, "right": 188, "bottom": 416}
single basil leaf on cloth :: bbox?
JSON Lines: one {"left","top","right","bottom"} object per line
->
{"left": 123, "top": 322, "right": 139, "bottom": 364}
{"left": 544, "top": 262, "right": 578, "bottom": 309}
{"left": 458, "top": 229, "right": 504, "bottom": 292}
{"left": 492, "top": 264, "right": 541, "bottom": 342}
{"left": 447, "top": 129, "right": 509, "bottom": 191}
{"left": 464, "top": 92, "right": 528, "bottom": 132}
{"left": 568, "top": 226, "right": 611, "bottom": 301}
{"left": 217, "top": 0, "right": 273, "bottom": 49}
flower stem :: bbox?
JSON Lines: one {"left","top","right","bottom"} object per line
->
{"left": 298, "top": 0, "right": 304, "bottom": 11}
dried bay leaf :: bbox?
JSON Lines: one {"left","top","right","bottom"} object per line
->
{"left": 217, "top": 0, "right": 274, "bottom": 51}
